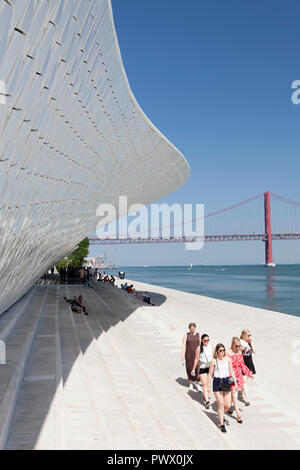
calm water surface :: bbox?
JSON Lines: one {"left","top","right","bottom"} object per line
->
{"left": 109, "top": 265, "right": 300, "bottom": 318}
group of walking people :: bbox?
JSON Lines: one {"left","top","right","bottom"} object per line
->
{"left": 182, "top": 323, "right": 256, "bottom": 433}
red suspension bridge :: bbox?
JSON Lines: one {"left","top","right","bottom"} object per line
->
{"left": 89, "top": 191, "right": 300, "bottom": 267}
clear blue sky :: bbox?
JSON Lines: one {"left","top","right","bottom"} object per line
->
{"left": 90, "top": 0, "right": 300, "bottom": 266}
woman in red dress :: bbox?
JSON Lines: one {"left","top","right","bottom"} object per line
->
{"left": 227, "top": 337, "right": 254, "bottom": 423}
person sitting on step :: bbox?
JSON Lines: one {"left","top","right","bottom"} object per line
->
{"left": 143, "top": 291, "right": 154, "bottom": 306}
{"left": 64, "top": 295, "right": 88, "bottom": 315}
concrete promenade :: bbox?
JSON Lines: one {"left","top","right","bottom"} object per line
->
{"left": 0, "top": 278, "right": 299, "bottom": 450}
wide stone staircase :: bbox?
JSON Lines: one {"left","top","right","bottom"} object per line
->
{"left": 0, "top": 282, "right": 299, "bottom": 449}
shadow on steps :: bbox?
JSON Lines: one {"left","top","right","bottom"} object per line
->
{"left": 0, "top": 281, "right": 167, "bottom": 449}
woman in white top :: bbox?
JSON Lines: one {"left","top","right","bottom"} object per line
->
{"left": 207, "top": 343, "right": 237, "bottom": 433}
{"left": 192, "top": 334, "right": 213, "bottom": 408}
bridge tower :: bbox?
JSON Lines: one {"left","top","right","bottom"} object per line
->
{"left": 264, "top": 191, "right": 276, "bottom": 267}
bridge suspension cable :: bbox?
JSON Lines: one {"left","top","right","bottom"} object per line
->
{"left": 89, "top": 191, "right": 300, "bottom": 267}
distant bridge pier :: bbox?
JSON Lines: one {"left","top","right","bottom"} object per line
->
{"left": 264, "top": 191, "right": 276, "bottom": 267}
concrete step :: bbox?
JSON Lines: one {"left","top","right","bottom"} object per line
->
{"left": 87, "top": 286, "right": 228, "bottom": 449}
{"left": 57, "top": 286, "right": 110, "bottom": 450}
{"left": 4, "top": 283, "right": 299, "bottom": 450}
{"left": 92, "top": 283, "right": 300, "bottom": 450}
{"left": 83, "top": 290, "right": 178, "bottom": 449}
{"left": 0, "top": 287, "right": 36, "bottom": 343}
{"left": 0, "top": 287, "right": 48, "bottom": 449}
{"left": 7, "top": 286, "right": 107, "bottom": 450}
{"left": 68, "top": 286, "right": 161, "bottom": 449}
{"left": 6, "top": 287, "right": 59, "bottom": 449}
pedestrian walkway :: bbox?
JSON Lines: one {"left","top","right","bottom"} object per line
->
{"left": 0, "top": 282, "right": 299, "bottom": 449}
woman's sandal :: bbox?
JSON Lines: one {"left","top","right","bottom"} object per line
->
{"left": 227, "top": 408, "right": 233, "bottom": 415}
{"left": 237, "top": 416, "right": 243, "bottom": 423}
{"left": 219, "top": 424, "right": 227, "bottom": 433}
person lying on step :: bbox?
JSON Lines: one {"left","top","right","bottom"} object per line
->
{"left": 64, "top": 295, "right": 89, "bottom": 315}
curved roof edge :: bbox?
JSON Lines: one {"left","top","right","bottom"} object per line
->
{"left": 108, "top": 0, "right": 191, "bottom": 196}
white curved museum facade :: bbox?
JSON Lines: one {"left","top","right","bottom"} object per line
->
{"left": 0, "top": 0, "right": 190, "bottom": 315}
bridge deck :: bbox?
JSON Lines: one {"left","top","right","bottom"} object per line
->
{"left": 89, "top": 233, "right": 300, "bottom": 244}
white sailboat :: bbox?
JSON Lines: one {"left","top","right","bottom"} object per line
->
{"left": 187, "top": 263, "right": 193, "bottom": 270}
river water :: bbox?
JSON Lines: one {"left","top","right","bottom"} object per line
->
{"left": 109, "top": 265, "right": 300, "bottom": 317}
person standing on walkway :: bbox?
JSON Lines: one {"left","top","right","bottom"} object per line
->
{"left": 240, "top": 329, "right": 256, "bottom": 405}
{"left": 227, "top": 337, "right": 254, "bottom": 422}
{"left": 192, "top": 334, "right": 213, "bottom": 408}
{"left": 181, "top": 323, "right": 201, "bottom": 391}
{"left": 79, "top": 267, "right": 85, "bottom": 284}
{"left": 208, "top": 344, "right": 237, "bottom": 433}
{"left": 84, "top": 269, "right": 93, "bottom": 288}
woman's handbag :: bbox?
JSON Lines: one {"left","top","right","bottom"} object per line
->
{"left": 219, "top": 377, "right": 235, "bottom": 392}
{"left": 200, "top": 351, "right": 211, "bottom": 369}
{"left": 216, "top": 360, "right": 235, "bottom": 391}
